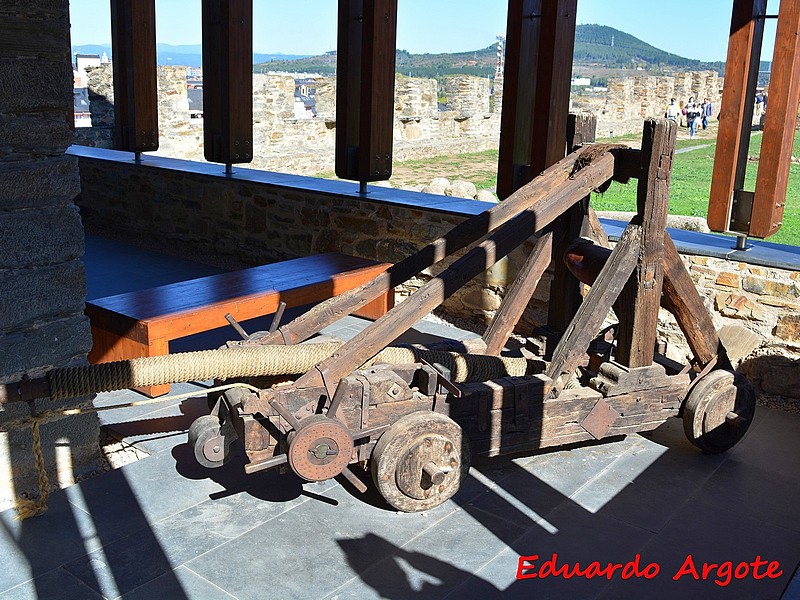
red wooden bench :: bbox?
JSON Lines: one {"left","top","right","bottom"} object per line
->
{"left": 85, "top": 252, "right": 394, "bottom": 397}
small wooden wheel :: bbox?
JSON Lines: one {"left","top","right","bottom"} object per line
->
{"left": 371, "top": 411, "right": 470, "bottom": 512}
{"left": 188, "top": 415, "right": 236, "bottom": 468}
{"left": 683, "top": 369, "right": 755, "bottom": 454}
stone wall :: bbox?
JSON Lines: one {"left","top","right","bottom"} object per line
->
{"left": 77, "top": 69, "right": 500, "bottom": 176}
{"left": 75, "top": 154, "right": 799, "bottom": 400}
{"left": 572, "top": 70, "right": 723, "bottom": 138}
{"left": 444, "top": 76, "right": 491, "bottom": 116}
{"left": 0, "top": 1, "right": 100, "bottom": 511}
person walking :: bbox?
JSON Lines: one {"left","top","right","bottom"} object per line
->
{"left": 684, "top": 97, "right": 700, "bottom": 138}
{"left": 701, "top": 98, "right": 712, "bottom": 130}
{"left": 666, "top": 98, "right": 680, "bottom": 123}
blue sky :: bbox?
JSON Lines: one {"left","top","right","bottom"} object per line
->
{"left": 69, "top": 0, "right": 779, "bottom": 63}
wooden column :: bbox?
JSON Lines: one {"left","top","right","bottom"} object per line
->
{"left": 497, "top": 0, "right": 577, "bottom": 199}
{"left": 707, "top": 0, "right": 766, "bottom": 233}
{"left": 202, "top": 0, "right": 253, "bottom": 168}
{"left": 335, "top": 0, "right": 398, "bottom": 185}
{"left": 110, "top": 0, "right": 158, "bottom": 153}
{"left": 616, "top": 119, "right": 677, "bottom": 368}
{"left": 497, "top": 0, "right": 542, "bottom": 199}
{"left": 751, "top": 1, "right": 800, "bottom": 238}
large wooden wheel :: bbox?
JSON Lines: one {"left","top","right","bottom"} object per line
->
{"left": 371, "top": 411, "right": 470, "bottom": 512}
{"left": 683, "top": 369, "right": 756, "bottom": 454}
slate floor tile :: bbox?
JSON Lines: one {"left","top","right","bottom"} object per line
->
{"left": 0, "top": 490, "right": 103, "bottom": 592}
{"left": 0, "top": 567, "right": 103, "bottom": 600}
{"left": 598, "top": 502, "right": 800, "bottom": 600}
{"left": 185, "top": 483, "right": 458, "bottom": 600}
{"left": 327, "top": 506, "right": 527, "bottom": 600}
{"left": 726, "top": 408, "right": 800, "bottom": 481}
{"left": 691, "top": 460, "right": 800, "bottom": 534}
{"left": 121, "top": 566, "right": 237, "bottom": 600}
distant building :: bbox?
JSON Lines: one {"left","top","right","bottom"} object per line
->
{"left": 73, "top": 87, "right": 91, "bottom": 128}
{"left": 293, "top": 91, "right": 316, "bottom": 119}
{"left": 188, "top": 87, "right": 204, "bottom": 121}
{"left": 74, "top": 53, "right": 102, "bottom": 87}
{"left": 571, "top": 77, "right": 592, "bottom": 87}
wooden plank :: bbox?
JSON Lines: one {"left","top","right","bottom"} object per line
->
{"left": 110, "top": 0, "right": 158, "bottom": 152}
{"left": 483, "top": 232, "right": 554, "bottom": 356}
{"left": 661, "top": 235, "right": 722, "bottom": 366}
{"left": 261, "top": 149, "right": 616, "bottom": 346}
{"left": 202, "top": 0, "right": 253, "bottom": 166}
{"left": 616, "top": 119, "right": 676, "bottom": 367}
{"left": 751, "top": 0, "right": 800, "bottom": 238}
{"left": 545, "top": 224, "right": 642, "bottom": 391}
{"left": 335, "top": 0, "right": 398, "bottom": 183}
{"left": 497, "top": 0, "right": 543, "bottom": 199}
{"left": 708, "top": 0, "right": 766, "bottom": 233}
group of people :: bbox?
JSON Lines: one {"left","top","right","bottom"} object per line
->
{"left": 665, "top": 97, "right": 713, "bottom": 138}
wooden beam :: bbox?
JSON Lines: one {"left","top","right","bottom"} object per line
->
{"left": 335, "top": 0, "right": 398, "bottom": 183}
{"left": 483, "top": 232, "right": 554, "bottom": 356}
{"left": 497, "top": 0, "right": 543, "bottom": 199}
{"left": 708, "top": 0, "right": 766, "bottom": 233}
{"left": 256, "top": 149, "right": 615, "bottom": 347}
{"left": 110, "top": 0, "right": 158, "bottom": 152}
{"left": 751, "top": 0, "right": 800, "bottom": 238}
{"left": 202, "top": 0, "right": 253, "bottom": 167}
{"left": 546, "top": 224, "right": 642, "bottom": 391}
{"left": 616, "top": 119, "right": 676, "bottom": 367}
{"left": 661, "top": 236, "right": 724, "bottom": 366}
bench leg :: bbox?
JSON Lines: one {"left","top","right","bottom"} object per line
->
{"left": 352, "top": 289, "right": 395, "bottom": 320}
{"left": 88, "top": 327, "right": 171, "bottom": 398}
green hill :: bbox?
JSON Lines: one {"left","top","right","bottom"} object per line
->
{"left": 255, "top": 24, "right": 725, "bottom": 78}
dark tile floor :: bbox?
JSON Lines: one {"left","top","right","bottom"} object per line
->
{"left": 1, "top": 235, "right": 799, "bottom": 599}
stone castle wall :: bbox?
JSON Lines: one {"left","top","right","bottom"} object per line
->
{"left": 0, "top": 1, "right": 101, "bottom": 511}
{"left": 573, "top": 71, "right": 723, "bottom": 138}
{"left": 75, "top": 155, "right": 799, "bottom": 400}
{"left": 77, "top": 66, "right": 501, "bottom": 176}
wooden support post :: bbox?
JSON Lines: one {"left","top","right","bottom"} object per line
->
{"left": 708, "top": 0, "right": 766, "bottom": 233}
{"left": 616, "top": 119, "right": 677, "bottom": 368}
{"left": 546, "top": 225, "right": 642, "bottom": 391}
{"left": 751, "top": 0, "right": 800, "bottom": 238}
{"left": 202, "top": 0, "right": 253, "bottom": 166}
{"left": 562, "top": 234, "right": 724, "bottom": 369}
{"left": 662, "top": 236, "right": 724, "bottom": 367}
{"left": 335, "top": 0, "right": 398, "bottom": 183}
{"left": 258, "top": 149, "right": 616, "bottom": 347}
{"left": 497, "top": 0, "right": 578, "bottom": 199}
{"left": 110, "top": 0, "right": 158, "bottom": 152}
{"left": 547, "top": 113, "right": 597, "bottom": 334}
{"left": 483, "top": 232, "right": 554, "bottom": 356}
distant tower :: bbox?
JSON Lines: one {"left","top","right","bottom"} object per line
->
{"left": 611, "top": 35, "right": 615, "bottom": 48}
{"left": 496, "top": 34, "right": 506, "bottom": 78}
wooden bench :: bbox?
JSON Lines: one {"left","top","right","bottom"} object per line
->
{"left": 86, "top": 252, "right": 394, "bottom": 397}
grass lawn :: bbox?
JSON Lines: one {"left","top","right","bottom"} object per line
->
{"left": 593, "top": 129, "right": 800, "bottom": 246}
{"left": 317, "top": 128, "right": 800, "bottom": 246}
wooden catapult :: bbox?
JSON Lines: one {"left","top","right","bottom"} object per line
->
{"left": 0, "top": 118, "right": 757, "bottom": 513}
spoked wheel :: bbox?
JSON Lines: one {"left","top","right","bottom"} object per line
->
{"left": 371, "top": 411, "right": 470, "bottom": 512}
{"left": 188, "top": 415, "right": 237, "bottom": 468}
{"left": 683, "top": 369, "right": 756, "bottom": 454}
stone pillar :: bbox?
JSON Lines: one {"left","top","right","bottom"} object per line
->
{"left": 75, "top": 63, "right": 115, "bottom": 148}
{"left": 492, "top": 76, "right": 503, "bottom": 114}
{"left": 0, "top": 0, "right": 100, "bottom": 511}
{"left": 443, "top": 76, "right": 491, "bottom": 116}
